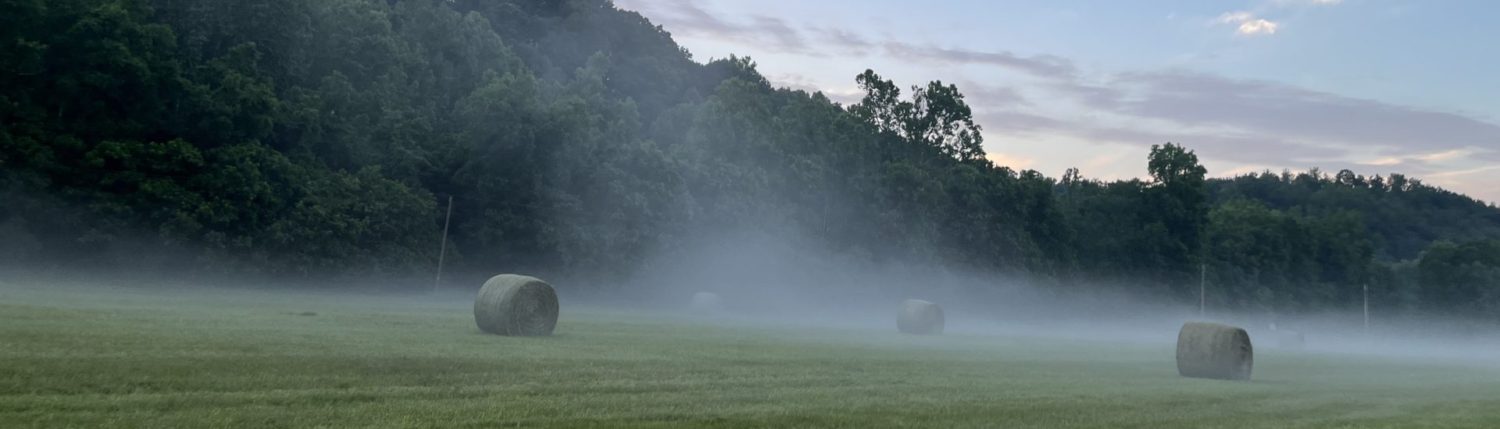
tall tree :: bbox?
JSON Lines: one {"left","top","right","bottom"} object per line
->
{"left": 1146, "top": 143, "right": 1210, "bottom": 288}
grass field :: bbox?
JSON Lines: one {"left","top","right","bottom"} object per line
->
{"left": 2, "top": 280, "right": 1499, "bottom": 428}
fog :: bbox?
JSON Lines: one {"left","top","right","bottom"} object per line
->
{"left": 538, "top": 226, "right": 1500, "bottom": 367}
{"left": 4, "top": 215, "right": 1495, "bottom": 369}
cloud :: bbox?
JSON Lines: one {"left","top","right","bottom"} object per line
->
{"left": 1213, "top": 0, "right": 1341, "bottom": 37}
{"left": 1105, "top": 71, "right": 1500, "bottom": 160}
{"left": 882, "top": 42, "right": 1078, "bottom": 79}
{"left": 976, "top": 68, "right": 1500, "bottom": 175}
{"left": 1048, "top": 81, "right": 1124, "bottom": 110}
{"left": 958, "top": 82, "right": 1030, "bottom": 107}
{"left": 813, "top": 27, "right": 876, "bottom": 55}
{"left": 978, "top": 111, "right": 1065, "bottom": 133}
{"left": 619, "top": 0, "right": 1078, "bottom": 79}
{"left": 1072, "top": 125, "right": 1344, "bottom": 166}
{"left": 1427, "top": 164, "right": 1500, "bottom": 179}
{"left": 1362, "top": 157, "right": 1403, "bottom": 166}
{"left": 1218, "top": 11, "right": 1256, "bottom": 23}
{"left": 1236, "top": 19, "right": 1280, "bottom": 35}
{"left": 1358, "top": 149, "right": 1474, "bottom": 167}
{"left": 615, "top": 0, "right": 813, "bottom": 54}
{"left": 1217, "top": 11, "right": 1279, "bottom": 36}
{"left": 751, "top": 16, "right": 810, "bottom": 53}
{"left": 982, "top": 112, "right": 1343, "bottom": 168}
{"left": 1416, "top": 149, "right": 1469, "bottom": 163}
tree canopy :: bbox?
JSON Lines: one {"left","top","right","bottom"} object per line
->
{"left": 3, "top": 0, "right": 1498, "bottom": 318}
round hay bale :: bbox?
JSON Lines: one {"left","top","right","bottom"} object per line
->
{"left": 1176, "top": 322, "right": 1253, "bottom": 381}
{"left": 1277, "top": 330, "right": 1306, "bottom": 351}
{"left": 473, "top": 274, "right": 559, "bottom": 336}
{"left": 689, "top": 292, "right": 724, "bottom": 313}
{"left": 897, "top": 299, "right": 944, "bottom": 335}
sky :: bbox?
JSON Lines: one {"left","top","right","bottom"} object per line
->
{"left": 612, "top": 0, "right": 1500, "bottom": 203}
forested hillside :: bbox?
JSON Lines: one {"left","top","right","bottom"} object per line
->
{"left": 3, "top": 0, "right": 1498, "bottom": 317}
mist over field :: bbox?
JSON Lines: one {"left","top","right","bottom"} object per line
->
{"left": 3, "top": 0, "right": 1500, "bottom": 427}
{"left": 536, "top": 225, "right": 1500, "bottom": 368}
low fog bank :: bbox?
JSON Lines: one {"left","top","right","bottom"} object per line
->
{"left": 6, "top": 227, "right": 1495, "bottom": 366}
{"left": 566, "top": 228, "right": 1500, "bottom": 364}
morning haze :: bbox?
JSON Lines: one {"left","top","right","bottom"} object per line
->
{"left": 2, "top": 0, "right": 1498, "bottom": 427}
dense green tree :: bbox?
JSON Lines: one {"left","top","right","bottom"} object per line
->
{"left": 2, "top": 0, "right": 1498, "bottom": 317}
{"left": 1145, "top": 143, "right": 1209, "bottom": 291}
{"left": 1210, "top": 169, "right": 1500, "bottom": 260}
{"left": 851, "top": 69, "right": 985, "bottom": 163}
{"left": 1416, "top": 240, "right": 1500, "bottom": 317}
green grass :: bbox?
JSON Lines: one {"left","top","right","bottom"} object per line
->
{"left": 2, "top": 280, "right": 1498, "bottom": 428}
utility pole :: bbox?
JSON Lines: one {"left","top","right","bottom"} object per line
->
{"left": 1199, "top": 263, "right": 1206, "bottom": 318}
{"left": 1363, "top": 283, "right": 1370, "bottom": 336}
{"left": 433, "top": 196, "right": 454, "bottom": 292}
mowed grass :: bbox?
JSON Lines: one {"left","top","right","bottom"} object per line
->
{"left": 2, "top": 281, "right": 1499, "bottom": 428}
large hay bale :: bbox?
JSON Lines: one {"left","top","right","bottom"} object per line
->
{"left": 689, "top": 292, "right": 723, "bottom": 313}
{"left": 1277, "top": 330, "right": 1306, "bottom": 351}
{"left": 1176, "top": 322, "right": 1253, "bottom": 381}
{"left": 474, "top": 274, "right": 559, "bottom": 336}
{"left": 897, "top": 299, "right": 944, "bottom": 335}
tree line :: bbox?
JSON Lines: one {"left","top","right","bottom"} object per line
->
{"left": 2, "top": 0, "right": 1497, "bottom": 318}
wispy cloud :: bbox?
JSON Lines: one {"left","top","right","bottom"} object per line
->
{"left": 882, "top": 42, "right": 1078, "bottom": 79}
{"left": 1218, "top": 11, "right": 1255, "bottom": 23}
{"left": 976, "top": 68, "right": 1500, "bottom": 171}
{"left": 1362, "top": 156, "right": 1404, "bottom": 166}
{"left": 956, "top": 81, "right": 1030, "bottom": 107}
{"left": 1417, "top": 149, "right": 1469, "bottom": 163}
{"left": 812, "top": 27, "right": 876, "bottom": 55}
{"left": 615, "top": 0, "right": 813, "bottom": 54}
{"left": 984, "top": 71, "right": 1500, "bottom": 178}
{"left": 977, "top": 110, "right": 1065, "bottom": 133}
{"left": 1072, "top": 124, "right": 1343, "bottom": 166}
{"left": 619, "top": 0, "right": 1079, "bottom": 79}
{"left": 1359, "top": 149, "right": 1475, "bottom": 167}
{"left": 1427, "top": 164, "right": 1500, "bottom": 179}
{"left": 1106, "top": 71, "right": 1500, "bottom": 160}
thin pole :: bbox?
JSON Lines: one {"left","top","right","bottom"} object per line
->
{"left": 1362, "top": 283, "right": 1369, "bottom": 335}
{"left": 1199, "top": 263, "right": 1206, "bottom": 318}
{"left": 434, "top": 195, "right": 454, "bottom": 292}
